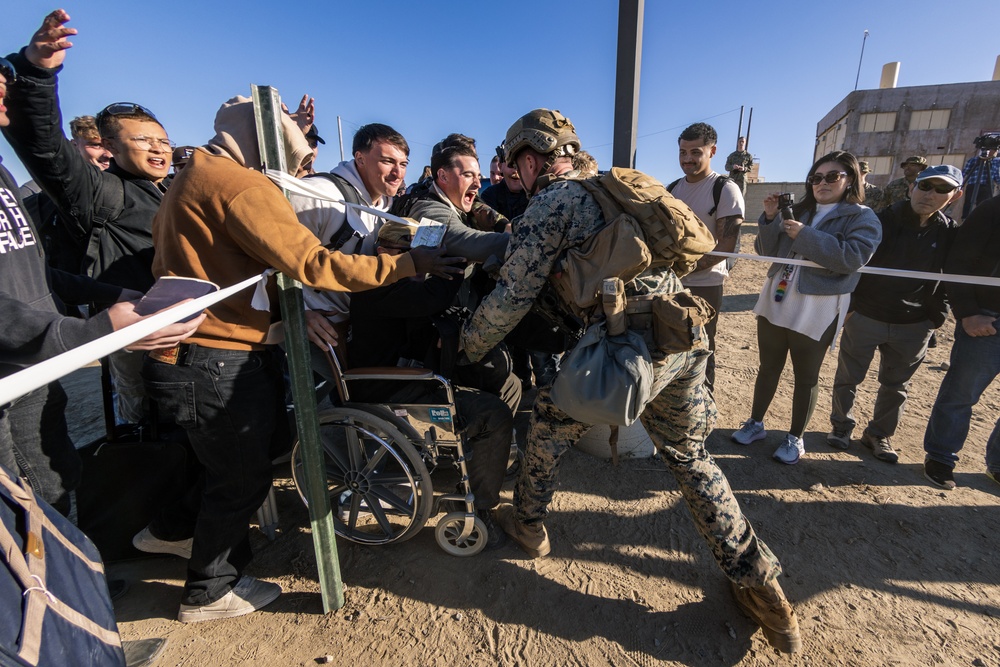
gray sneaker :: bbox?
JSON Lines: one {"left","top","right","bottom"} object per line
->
{"left": 732, "top": 419, "right": 766, "bottom": 445}
{"left": 861, "top": 431, "right": 898, "bottom": 463}
{"left": 132, "top": 526, "right": 193, "bottom": 559}
{"left": 773, "top": 434, "right": 805, "bottom": 465}
{"left": 177, "top": 576, "right": 281, "bottom": 623}
{"left": 826, "top": 428, "right": 851, "bottom": 450}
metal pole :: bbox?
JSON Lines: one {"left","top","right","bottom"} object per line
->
{"left": 252, "top": 84, "right": 345, "bottom": 614}
{"left": 737, "top": 105, "right": 745, "bottom": 143}
{"left": 854, "top": 30, "right": 869, "bottom": 91}
{"left": 745, "top": 108, "right": 753, "bottom": 150}
{"left": 337, "top": 115, "right": 346, "bottom": 162}
{"left": 612, "top": 0, "right": 644, "bottom": 168}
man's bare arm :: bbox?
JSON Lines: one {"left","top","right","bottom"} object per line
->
{"left": 696, "top": 214, "right": 743, "bottom": 271}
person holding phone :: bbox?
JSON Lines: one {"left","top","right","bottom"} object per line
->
{"left": 732, "top": 151, "right": 881, "bottom": 465}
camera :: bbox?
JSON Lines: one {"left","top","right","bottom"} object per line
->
{"left": 973, "top": 133, "right": 1000, "bottom": 158}
{"left": 777, "top": 193, "right": 795, "bottom": 221}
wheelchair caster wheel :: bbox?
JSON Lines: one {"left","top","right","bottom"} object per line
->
{"left": 434, "top": 511, "right": 488, "bottom": 557}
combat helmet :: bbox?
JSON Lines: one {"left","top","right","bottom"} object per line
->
{"left": 503, "top": 109, "right": 580, "bottom": 167}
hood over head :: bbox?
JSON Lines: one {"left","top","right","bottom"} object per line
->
{"left": 204, "top": 95, "right": 312, "bottom": 175}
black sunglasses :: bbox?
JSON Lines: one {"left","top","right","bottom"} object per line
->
{"left": 916, "top": 181, "right": 958, "bottom": 194}
{"left": 0, "top": 57, "right": 16, "bottom": 84}
{"left": 96, "top": 102, "right": 159, "bottom": 124}
{"left": 807, "top": 171, "right": 849, "bottom": 185}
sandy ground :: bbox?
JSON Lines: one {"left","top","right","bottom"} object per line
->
{"left": 63, "top": 223, "right": 1000, "bottom": 666}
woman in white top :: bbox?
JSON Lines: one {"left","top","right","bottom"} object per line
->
{"left": 731, "top": 151, "right": 882, "bottom": 464}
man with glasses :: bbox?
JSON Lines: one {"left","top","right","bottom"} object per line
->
{"left": 3, "top": 10, "right": 173, "bottom": 423}
{"left": 828, "top": 165, "right": 962, "bottom": 464}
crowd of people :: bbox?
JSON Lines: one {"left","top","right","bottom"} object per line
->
{"left": 2, "top": 8, "right": 999, "bottom": 663}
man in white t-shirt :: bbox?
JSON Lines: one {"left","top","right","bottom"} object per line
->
{"left": 670, "top": 122, "right": 745, "bottom": 393}
{"left": 289, "top": 123, "right": 409, "bottom": 372}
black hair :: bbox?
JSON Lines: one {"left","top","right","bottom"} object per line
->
{"left": 678, "top": 122, "right": 717, "bottom": 146}
{"left": 352, "top": 123, "right": 409, "bottom": 157}
{"left": 794, "top": 150, "right": 863, "bottom": 217}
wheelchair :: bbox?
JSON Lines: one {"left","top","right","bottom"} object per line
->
{"left": 288, "top": 347, "right": 504, "bottom": 557}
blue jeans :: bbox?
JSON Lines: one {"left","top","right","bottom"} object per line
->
{"left": 0, "top": 382, "right": 79, "bottom": 516}
{"left": 923, "top": 321, "right": 1000, "bottom": 472}
{"left": 143, "top": 346, "right": 285, "bottom": 606}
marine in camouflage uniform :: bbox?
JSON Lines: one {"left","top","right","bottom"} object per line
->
{"left": 461, "top": 113, "right": 783, "bottom": 590}
{"left": 725, "top": 137, "right": 754, "bottom": 195}
{"left": 883, "top": 156, "right": 928, "bottom": 208}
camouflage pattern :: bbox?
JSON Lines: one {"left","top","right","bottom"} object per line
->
{"left": 462, "top": 178, "right": 783, "bottom": 587}
{"left": 864, "top": 182, "right": 885, "bottom": 212}
{"left": 883, "top": 177, "right": 912, "bottom": 207}
{"left": 725, "top": 149, "right": 754, "bottom": 194}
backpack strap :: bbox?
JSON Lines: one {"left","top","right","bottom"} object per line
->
{"left": 80, "top": 177, "right": 126, "bottom": 278}
{"left": 709, "top": 175, "right": 731, "bottom": 217}
{"left": 666, "top": 178, "right": 681, "bottom": 193}
{"left": 304, "top": 172, "right": 364, "bottom": 251}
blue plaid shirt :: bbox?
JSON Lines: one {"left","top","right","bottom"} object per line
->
{"left": 962, "top": 156, "right": 1000, "bottom": 186}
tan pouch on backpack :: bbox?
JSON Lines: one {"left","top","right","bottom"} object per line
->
{"left": 578, "top": 167, "right": 717, "bottom": 277}
{"left": 550, "top": 213, "right": 651, "bottom": 319}
{"left": 649, "top": 290, "right": 717, "bottom": 354}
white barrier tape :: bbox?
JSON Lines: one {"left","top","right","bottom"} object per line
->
{"left": 266, "top": 169, "right": 419, "bottom": 227}
{"left": 710, "top": 251, "right": 1000, "bottom": 288}
{"left": 0, "top": 273, "right": 262, "bottom": 407}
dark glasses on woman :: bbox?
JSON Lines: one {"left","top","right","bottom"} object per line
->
{"left": 0, "top": 57, "right": 16, "bottom": 84}
{"left": 807, "top": 171, "right": 849, "bottom": 185}
{"left": 916, "top": 181, "right": 958, "bottom": 194}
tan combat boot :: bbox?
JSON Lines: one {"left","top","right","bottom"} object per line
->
{"left": 730, "top": 579, "right": 802, "bottom": 654}
{"left": 494, "top": 503, "right": 550, "bottom": 558}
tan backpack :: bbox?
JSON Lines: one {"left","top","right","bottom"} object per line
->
{"left": 576, "top": 167, "right": 717, "bottom": 278}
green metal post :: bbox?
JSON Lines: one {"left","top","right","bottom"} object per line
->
{"left": 251, "top": 85, "right": 345, "bottom": 612}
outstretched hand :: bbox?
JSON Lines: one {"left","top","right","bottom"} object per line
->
{"left": 107, "top": 299, "right": 206, "bottom": 351}
{"left": 407, "top": 245, "right": 466, "bottom": 279}
{"left": 26, "top": 9, "right": 76, "bottom": 69}
{"left": 285, "top": 94, "right": 315, "bottom": 135}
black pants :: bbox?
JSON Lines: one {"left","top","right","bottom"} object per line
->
{"left": 143, "top": 346, "right": 286, "bottom": 606}
{"left": 751, "top": 317, "right": 837, "bottom": 437}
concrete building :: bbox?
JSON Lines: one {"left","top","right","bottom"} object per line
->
{"left": 815, "top": 58, "right": 1000, "bottom": 187}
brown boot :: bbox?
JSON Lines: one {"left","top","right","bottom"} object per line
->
{"left": 494, "top": 503, "right": 550, "bottom": 558}
{"left": 730, "top": 579, "right": 802, "bottom": 654}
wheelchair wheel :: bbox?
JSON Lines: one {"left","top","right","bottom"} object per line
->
{"left": 291, "top": 406, "right": 433, "bottom": 545}
{"left": 434, "top": 511, "right": 488, "bottom": 557}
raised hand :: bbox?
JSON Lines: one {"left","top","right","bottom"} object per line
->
{"left": 26, "top": 9, "right": 76, "bottom": 69}
{"left": 407, "top": 245, "right": 466, "bottom": 279}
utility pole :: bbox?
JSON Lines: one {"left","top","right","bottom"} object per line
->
{"left": 612, "top": 0, "right": 644, "bottom": 168}
{"left": 854, "top": 30, "right": 870, "bottom": 91}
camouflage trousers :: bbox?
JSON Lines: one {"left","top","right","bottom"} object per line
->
{"left": 513, "top": 346, "right": 782, "bottom": 587}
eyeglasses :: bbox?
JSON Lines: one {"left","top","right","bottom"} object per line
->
{"left": 0, "top": 57, "right": 16, "bottom": 84}
{"left": 807, "top": 171, "right": 849, "bottom": 185}
{"left": 125, "top": 136, "right": 175, "bottom": 151}
{"left": 916, "top": 181, "right": 958, "bottom": 194}
{"left": 96, "top": 102, "right": 159, "bottom": 125}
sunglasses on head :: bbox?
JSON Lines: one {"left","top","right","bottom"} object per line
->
{"left": 916, "top": 181, "right": 958, "bottom": 194}
{"left": 0, "top": 57, "right": 16, "bottom": 84}
{"left": 96, "top": 102, "right": 159, "bottom": 124}
{"left": 807, "top": 171, "right": 849, "bottom": 185}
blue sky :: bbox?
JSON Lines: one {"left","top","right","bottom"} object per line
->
{"left": 2, "top": 1, "right": 998, "bottom": 188}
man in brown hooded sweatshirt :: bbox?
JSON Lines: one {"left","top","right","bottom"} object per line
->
{"left": 135, "top": 95, "right": 461, "bottom": 623}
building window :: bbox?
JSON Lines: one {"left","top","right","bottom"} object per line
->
{"left": 859, "top": 156, "right": 894, "bottom": 175}
{"left": 858, "top": 112, "right": 897, "bottom": 132}
{"left": 925, "top": 154, "right": 966, "bottom": 169}
{"left": 909, "top": 109, "right": 951, "bottom": 130}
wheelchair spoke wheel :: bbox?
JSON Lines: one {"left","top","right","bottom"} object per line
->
{"left": 291, "top": 406, "right": 433, "bottom": 545}
{"left": 434, "top": 511, "right": 488, "bottom": 557}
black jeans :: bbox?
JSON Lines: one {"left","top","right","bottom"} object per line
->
{"left": 143, "top": 346, "right": 285, "bottom": 606}
{"left": 0, "top": 382, "right": 78, "bottom": 517}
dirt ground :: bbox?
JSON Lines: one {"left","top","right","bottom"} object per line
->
{"left": 64, "top": 223, "right": 1000, "bottom": 666}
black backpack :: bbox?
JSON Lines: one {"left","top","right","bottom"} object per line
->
{"left": 303, "top": 172, "right": 365, "bottom": 251}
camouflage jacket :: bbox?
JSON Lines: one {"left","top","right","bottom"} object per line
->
{"left": 460, "top": 178, "right": 680, "bottom": 361}
{"left": 725, "top": 150, "right": 753, "bottom": 181}
{"left": 882, "top": 177, "right": 912, "bottom": 207}
{"left": 864, "top": 182, "right": 885, "bottom": 212}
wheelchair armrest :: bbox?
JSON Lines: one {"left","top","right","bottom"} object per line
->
{"left": 342, "top": 367, "right": 437, "bottom": 381}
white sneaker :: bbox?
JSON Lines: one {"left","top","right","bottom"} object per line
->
{"left": 773, "top": 434, "right": 805, "bottom": 465}
{"left": 132, "top": 526, "right": 193, "bottom": 559}
{"left": 177, "top": 576, "right": 281, "bottom": 623}
{"left": 732, "top": 419, "right": 766, "bottom": 445}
